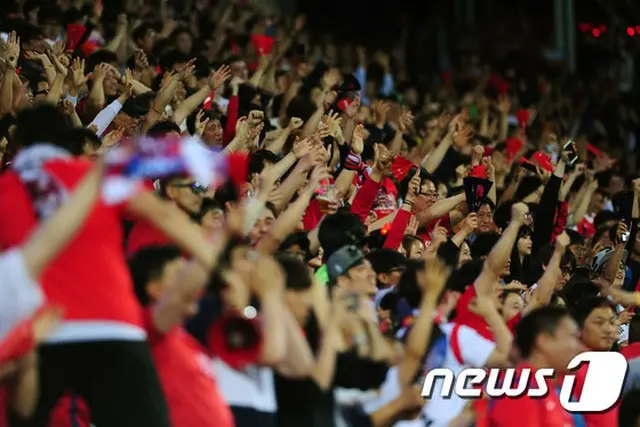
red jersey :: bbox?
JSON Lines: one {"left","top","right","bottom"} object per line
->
{"left": 620, "top": 342, "right": 640, "bottom": 360}
{"left": 455, "top": 285, "right": 494, "bottom": 341}
{"left": 488, "top": 364, "right": 575, "bottom": 427}
{"left": 145, "top": 310, "right": 233, "bottom": 427}
{"left": 0, "top": 159, "right": 143, "bottom": 330}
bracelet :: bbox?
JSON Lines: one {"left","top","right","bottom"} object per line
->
{"left": 344, "top": 152, "right": 363, "bottom": 171}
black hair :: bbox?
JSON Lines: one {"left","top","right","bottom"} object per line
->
{"left": 319, "top": 210, "right": 366, "bottom": 262}
{"left": 446, "top": 258, "right": 484, "bottom": 294}
{"left": 133, "top": 23, "right": 156, "bottom": 43}
{"left": 514, "top": 306, "right": 572, "bottom": 358}
{"left": 402, "top": 234, "right": 424, "bottom": 255}
{"left": 197, "top": 197, "right": 223, "bottom": 224}
{"left": 565, "top": 228, "right": 585, "bottom": 246}
{"left": 276, "top": 253, "right": 313, "bottom": 291}
{"left": 470, "top": 232, "right": 501, "bottom": 259}
{"left": 85, "top": 50, "right": 119, "bottom": 73}
{"left": 129, "top": 245, "right": 183, "bottom": 306}
{"left": 65, "top": 127, "right": 102, "bottom": 156}
{"left": 13, "top": 104, "right": 73, "bottom": 149}
{"left": 570, "top": 296, "right": 617, "bottom": 329}
{"left": 396, "top": 259, "right": 426, "bottom": 309}
{"left": 147, "top": 120, "right": 182, "bottom": 138}
{"left": 247, "top": 149, "right": 279, "bottom": 178}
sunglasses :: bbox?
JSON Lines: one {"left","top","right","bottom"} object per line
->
{"left": 171, "top": 182, "right": 207, "bottom": 194}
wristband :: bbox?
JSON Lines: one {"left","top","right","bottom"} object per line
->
{"left": 344, "top": 152, "right": 363, "bottom": 171}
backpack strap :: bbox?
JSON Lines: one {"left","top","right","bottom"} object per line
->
{"left": 450, "top": 323, "right": 464, "bottom": 365}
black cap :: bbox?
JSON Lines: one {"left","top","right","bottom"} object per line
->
{"left": 327, "top": 245, "right": 366, "bottom": 283}
{"left": 337, "top": 74, "right": 361, "bottom": 93}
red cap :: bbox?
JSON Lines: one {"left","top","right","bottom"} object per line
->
{"left": 531, "top": 151, "right": 554, "bottom": 173}
{"left": 586, "top": 143, "right": 602, "bottom": 158}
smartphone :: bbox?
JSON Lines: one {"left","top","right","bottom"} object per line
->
{"left": 520, "top": 158, "right": 537, "bottom": 173}
{"left": 563, "top": 139, "right": 579, "bottom": 165}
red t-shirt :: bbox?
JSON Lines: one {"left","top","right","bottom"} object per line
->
{"left": 144, "top": 310, "right": 233, "bottom": 427}
{"left": 488, "top": 364, "right": 575, "bottom": 427}
{"left": 620, "top": 342, "right": 640, "bottom": 360}
{"left": 0, "top": 159, "right": 142, "bottom": 326}
{"left": 455, "top": 285, "right": 494, "bottom": 341}
{"left": 564, "top": 364, "right": 618, "bottom": 427}
{"left": 125, "top": 180, "right": 170, "bottom": 256}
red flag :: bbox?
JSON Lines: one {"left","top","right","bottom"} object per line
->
{"left": 391, "top": 156, "right": 416, "bottom": 182}
{"left": 66, "top": 24, "right": 86, "bottom": 52}
{"left": 506, "top": 137, "right": 524, "bottom": 163}
{"left": 251, "top": 34, "right": 275, "bottom": 57}
{"left": 531, "top": 151, "right": 554, "bottom": 173}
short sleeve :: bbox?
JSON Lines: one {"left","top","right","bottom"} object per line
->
{"left": 457, "top": 324, "right": 496, "bottom": 367}
{"left": 0, "top": 249, "right": 44, "bottom": 340}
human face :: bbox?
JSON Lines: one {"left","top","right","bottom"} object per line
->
{"left": 501, "top": 292, "right": 523, "bottom": 322}
{"left": 539, "top": 316, "right": 582, "bottom": 373}
{"left": 477, "top": 204, "right": 494, "bottom": 233}
{"left": 201, "top": 208, "right": 224, "bottom": 236}
{"left": 139, "top": 29, "right": 157, "bottom": 53}
{"left": 249, "top": 209, "right": 275, "bottom": 244}
{"left": 146, "top": 257, "right": 187, "bottom": 302}
{"left": 423, "top": 119, "right": 439, "bottom": 138}
{"left": 176, "top": 32, "right": 193, "bottom": 54}
{"left": 420, "top": 180, "right": 438, "bottom": 208}
{"left": 491, "top": 150, "right": 508, "bottom": 174}
{"left": 231, "top": 60, "right": 248, "bottom": 81}
{"left": 517, "top": 234, "right": 532, "bottom": 256}
{"left": 557, "top": 264, "right": 572, "bottom": 290}
{"left": 581, "top": 306, "right": 617, "bottom": 351}
{"left": 167, "top": 179, "right": 206, "bottom": 214}
{"left": 409, "top": 240, "right": 425, "bottom": 259}
{"left": 341, "top": 259, "right": 377, "bottom": 297}
{"left": 104, "top": 68, "right": 119, "bottom": 97}
{"left": 203, "top": 119, "right": 223, "bottom": 147}
{"left": 285, "top": 288, "right": 313, "bottom": 326}
{"left": 458, "top": 242, "right": 472, "bottom": 267}
{"left": 589, "top": 193, "right": 604, "bottom": 214}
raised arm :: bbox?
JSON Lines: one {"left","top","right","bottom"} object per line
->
{"left": 474, "top": 203, "right": 528, "bottom": 295}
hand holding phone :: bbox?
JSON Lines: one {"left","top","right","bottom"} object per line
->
{"left": 562, "top": 139, "right": 579, "bottom": 165}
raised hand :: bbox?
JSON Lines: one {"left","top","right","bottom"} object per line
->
{"left": 497, "top": 95, "right": 512, "bottom": 115}
{"left": 133, "top": 50, "right": 149, "bottom": 71}
{"left": 321, "top": 68, "right": 341, "bottom": 90}
{"left": 405, "top": 169, "right": 421, "bottom": 204}
{"left": 101, "top": 127, "right": 125, "bottom": 148}
{"left": 3, "top": 31, "right": 20, "bottom": 69}
{"left": 194, "top": 110, "right": 209, "bottom": 137}
{"left": 511, "top": 203, "right": 529, "bottom": 225}
{"left": 417, "top": 256, "right": 450, "bottom": 295}
{"left": 292, "top": 136, "right": 313, "bottom": 159}
{"left": 322, "top": 110, "right": 343, "bottom": 139}
{"left": 210, "top": 65, "right": 232, "bottom": 90}
{"left": 462, "top": 212, "right": 479, "bottom": 234}
{"left": 372, "top": 100, "right": 390, "bottom": 127}
{"left": 397, "top": 107, "right": 415, "bottom": 133}
{"left": 351, "top": 123, "right": 365, "bottom": 155}
{"left": 92, "top": 63, "right": 110, "bottom": 83}
{"left": 373, "top": 144, "right": 394, "bottom": 176}
{"left": 287, "top": 117, "right": 304, "bottom": 132}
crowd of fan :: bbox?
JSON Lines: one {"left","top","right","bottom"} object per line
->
{"left": 0, "top": 1, "right": 639, "bottom": 427}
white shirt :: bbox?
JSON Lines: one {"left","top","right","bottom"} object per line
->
{"left": 422, "top": 323, "right": 495, "bottom": 427}
{"left": 0, "top": 249, "right": 44, "bottom": 340}
{"left": 212, "top": 359, "right": 277, "bottom": 413}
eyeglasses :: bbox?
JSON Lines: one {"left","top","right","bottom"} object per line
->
{"left": 171, "top": 182, "right": 207, "bottom": 194}
{"left": 422, "top": 191, "right": 438, "bottom": 199}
